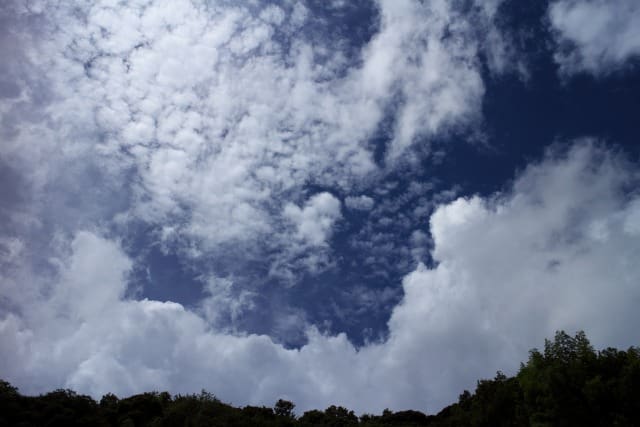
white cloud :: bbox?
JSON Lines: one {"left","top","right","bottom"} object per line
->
{"left": 0, "top": 237, "right": 24, "bottom": 263}
{"left": 388, "top": 141, "right": 640, "bottom": 405}
{"left": 5, "top": 0, "right": 636, "bottom": 418}
{"left": 549, "top": 0, "right": 640, "bottom": 75}
{"left": 199, "top": 275, "right": 257, "bottom": 330}
{"left": 3, "top": 141, "right": 639, "bottom": 414}
{"left": 364, "top": 0, "right": 486, "bottom": 161}
{"left": 0, "top": 8, "right": 524, "bottom": 370}
{"left": 284, "top": 192, "right": 342, "bottom": 247}
{"left": 0, "top": 0, "right": 499, "bottom": 275}
{"left": 344, "top": 195, "right": 375, "bottom": 211}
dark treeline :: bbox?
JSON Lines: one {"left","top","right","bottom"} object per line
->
{"left": 2, "top": 331, "right": 639, "bottom": 426}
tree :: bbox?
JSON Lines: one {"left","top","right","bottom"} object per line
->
{"left": 0, "top": 380, "right": 18, "bottom": 397}
{"left": 299, "top": 409, "right": 327, "bottom": 425}
{"left": 274, "top": 398, "right": 296, "bottom": 418}
{"left": 324, "top": 405, "right": 358, "bottom": 425}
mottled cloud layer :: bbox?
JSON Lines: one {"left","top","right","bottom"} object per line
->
{"left": 0, "top": 0, "right": 498, "bottom": 277}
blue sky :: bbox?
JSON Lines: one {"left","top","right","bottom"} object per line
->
{"left": 1, "top": 0, "right": 640, "bottom": 415}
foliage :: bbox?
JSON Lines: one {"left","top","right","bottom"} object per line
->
{"left": 432, "top": 331, "right": 640, "bottom": 427}
{"left": 1, "top": 331, "right": 638, "bottom": 426}
{"left": 274, "top": 399, "right": 296, "bottom": 419}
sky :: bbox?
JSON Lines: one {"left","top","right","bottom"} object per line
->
{"left": 1, "top": 0, "right": 640, "bottom": 416}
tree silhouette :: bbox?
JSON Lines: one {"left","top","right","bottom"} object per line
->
{"left": 275, "top": 398, "right": 296, "bottom": 418}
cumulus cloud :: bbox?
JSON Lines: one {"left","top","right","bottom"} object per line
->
{"left": 3, "top": 141, "right": 639, "bottom": 414}
{"left": 266, "top": 192, "right": 344, "bottom": 281}
{"left": 549, "top": 0, "right": 640, "bottom": 75}
{"left": 284, "top": 192, "right": 342, "bottom": 247}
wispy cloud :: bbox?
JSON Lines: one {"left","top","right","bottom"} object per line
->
{"left": 549, "top": 0, "right": 640, "bottom": 75}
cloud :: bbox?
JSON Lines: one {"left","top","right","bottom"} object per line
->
{"left": 366, "top": 0, "right": 487, "bottom": 161}
{"left": 284, "top": 192, "right": 342, "bottom": 247}
{"left": 0, "top": 0, "right": 519, "bottom": 362}
{"left": 549, "top": 0, "right": 640, "bottom": 75}
{"left": 4, "top": 0, "right": 637, "bottom": 418}
{"left": 344, "top": 195, "right": 375, "bottom": 211}
{"left": 0, "top": 3, "right": 516, "bottom": 353}
{"left": 3, "top": 141, "right": 639, "bottom": 414}
{"left": 267, "top": 192, "right": 343, "bottom": 280}
{"left": 387, "top": 141, "right": 640, "bottom": 402}
{"left": 0, "top": 0, "right": 495, "bottom": 259}
{"left": 343, "top": 180, "right": 443, "bottom": 280}
{"left": 199, "top": 275, "right": 257, "bottom": 330}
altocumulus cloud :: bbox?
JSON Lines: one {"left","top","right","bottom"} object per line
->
{"left": 0, "top": 0, "right": 511, "bottom": 338}
{"left": 0, "top": 0, "right": 499, "bottom": 276}
{"left": 2, "top": 141, "right": 640, "bottom": 414}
